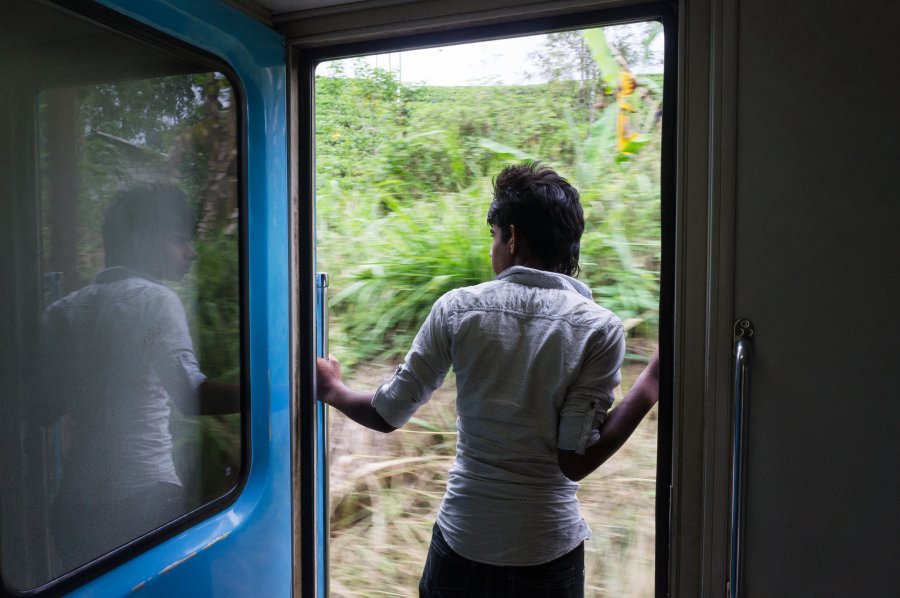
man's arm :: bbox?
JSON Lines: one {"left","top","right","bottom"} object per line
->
{"left": 316, "top": 356, "right": 396, "bottom": 433}
{"left": 155, "top": 292, "right": 240, "bottom": 416}
{"left": 558, "top": 350, "right": 660, "bottom": 481}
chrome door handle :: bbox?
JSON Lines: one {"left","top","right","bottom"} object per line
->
{"left": 729, "top": 319, "right": 754, "bottom": 598}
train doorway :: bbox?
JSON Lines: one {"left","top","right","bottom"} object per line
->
{"left": 296, "top": 10, "right": 675, "bottom": 596}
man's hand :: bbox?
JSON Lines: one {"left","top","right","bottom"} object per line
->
{"left": 316, "top": 355, "right": 343, "bottom": 406}
{"left": 314, "top": 355, "right": 396, "bottom": 433}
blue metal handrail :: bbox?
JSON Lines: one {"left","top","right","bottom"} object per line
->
{"left": 315, "top": 272, "right": 330, "bottom": 598}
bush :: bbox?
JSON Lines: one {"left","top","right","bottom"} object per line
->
{"left": 326, "top": 186, "right": 494, "bottom": 362}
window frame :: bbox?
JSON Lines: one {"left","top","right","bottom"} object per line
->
{"left": 293, "top": 3, "right": 677, "bottom": 596}
{"left": 1, "top": 1, "right": 251, "bottom": 595}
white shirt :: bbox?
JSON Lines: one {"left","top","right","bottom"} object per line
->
{"left": 42, "top": 267, "right": 206, "bottom": 502}
{"left": 372, "top": 266, "right": 625, "bottom": 566}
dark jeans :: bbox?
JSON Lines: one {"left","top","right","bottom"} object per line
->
{"left": 419, "top": 523, "right": 585, "bottom": 598}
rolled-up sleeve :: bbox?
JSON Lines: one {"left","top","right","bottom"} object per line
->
{"left": 557, "top": 321, "right": 625, "bottom": 454}
{"left": 151, "top": 291, "right": 207, "bottom": 413}
{"left": 372, "top": 294, "right": 453, "bottom": 429}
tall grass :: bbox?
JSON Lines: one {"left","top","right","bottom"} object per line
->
{"left": 327, "top": 356, "right": 657, "bottom": 597}
{"left": 316, "top": 29, "right": 662, "bottom": 596}
{"left": 322, "top": 186, "right": 493, "bottom": 363}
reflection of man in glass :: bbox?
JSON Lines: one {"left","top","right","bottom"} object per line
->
{"left": 42, "top": 184, "right": 238, "bottom": 574}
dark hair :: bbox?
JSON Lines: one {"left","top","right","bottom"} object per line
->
{"left": 487, "top": 161, "right": 585, "bottom": 276}
{"left": 102, "top": 183, "right": 196, "bottom": 268}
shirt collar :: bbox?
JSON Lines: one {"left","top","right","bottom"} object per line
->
{"left": 496, "top": 265, "right": 593, "bottom": 300}
{"left": 94, "top": 266, "right": 161, "bottom": 285}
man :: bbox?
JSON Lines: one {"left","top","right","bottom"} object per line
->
{"left": 317, "top": 162, "right": 659, "bottom": 596}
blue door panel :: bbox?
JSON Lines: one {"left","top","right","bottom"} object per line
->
{"left": 70, "top": 1, "right": 291, "bottom": 595}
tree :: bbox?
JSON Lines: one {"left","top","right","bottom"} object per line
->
{"left": 527, "top": 31, "right": 605, "bottom": 120}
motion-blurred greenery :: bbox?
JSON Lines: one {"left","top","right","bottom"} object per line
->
{"left": 317, "top": 29, "right": 662, "bottom": 364}
{"left": 316, "top": 24, "right": 663, "bottom": 597}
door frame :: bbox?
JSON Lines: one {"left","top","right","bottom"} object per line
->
{"left": 288, "top": 2, "right": 679, "bottom": 595}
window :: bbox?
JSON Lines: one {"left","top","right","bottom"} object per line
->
{"left": 0, "top": 2, "right": 243, "bottom": 590}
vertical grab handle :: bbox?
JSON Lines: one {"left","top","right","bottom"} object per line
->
{"left": 729, "top": 319, "right": 754, "bottom": 598}
{"left": 314, "top": 273, "right": 329, "bottom": 598}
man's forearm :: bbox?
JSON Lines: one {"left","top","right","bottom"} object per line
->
{"left": 581, "top": 376, "right": 657, "bottom": 475}
{"left": 558, "top": 353, "right": 660, "bottom": 481}
{"left": 323, "top": 385, "right": 396, "bottom": 433}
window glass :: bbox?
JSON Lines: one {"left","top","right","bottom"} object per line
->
{"left": 0, "top": 2, "right": 242, "bottom": 589}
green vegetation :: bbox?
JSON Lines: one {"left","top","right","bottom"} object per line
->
{"left": 318, "top": 26, "right": 662, "bottom": 596}
{"left": 318, "top": 41, "right": 661, "bottom": 365}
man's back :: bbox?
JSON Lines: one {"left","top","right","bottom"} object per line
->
{"left": 439, "top": 266, "right": 625, "bottom": 565}
{"left": 372, "top": 265, "right": 625, "bottom": 565}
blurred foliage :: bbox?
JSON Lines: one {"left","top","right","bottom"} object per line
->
{"left": 317, "top": 49, "right": 661, "bottom": 589}
{"left": 327, "top": 187, "right": 494, "bottom": 361}
{"left": 317, "top": 65, "right": 592, "bottom": 202}
{"left": 317, "top": 25, "right": 663, "bottom": 598}
{"left": 317, "top": 27, "right": 662, "bottom": 363}
{"left": 329, "top": 353, "right": 657, "bottom": 597}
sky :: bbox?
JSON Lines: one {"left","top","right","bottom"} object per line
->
{"left": 316, "top": 24, "right": 664, "bottom": 87}
{"left": 375, "top": 36, "right": 547, "bottom": 86}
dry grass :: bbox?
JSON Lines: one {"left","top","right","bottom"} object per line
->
{"left": 327, "top": 356, "right": 657, "bottom": 597}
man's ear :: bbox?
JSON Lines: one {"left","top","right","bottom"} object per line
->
{"left": 508, "top": 224, "right": 517, "bottom": 255}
